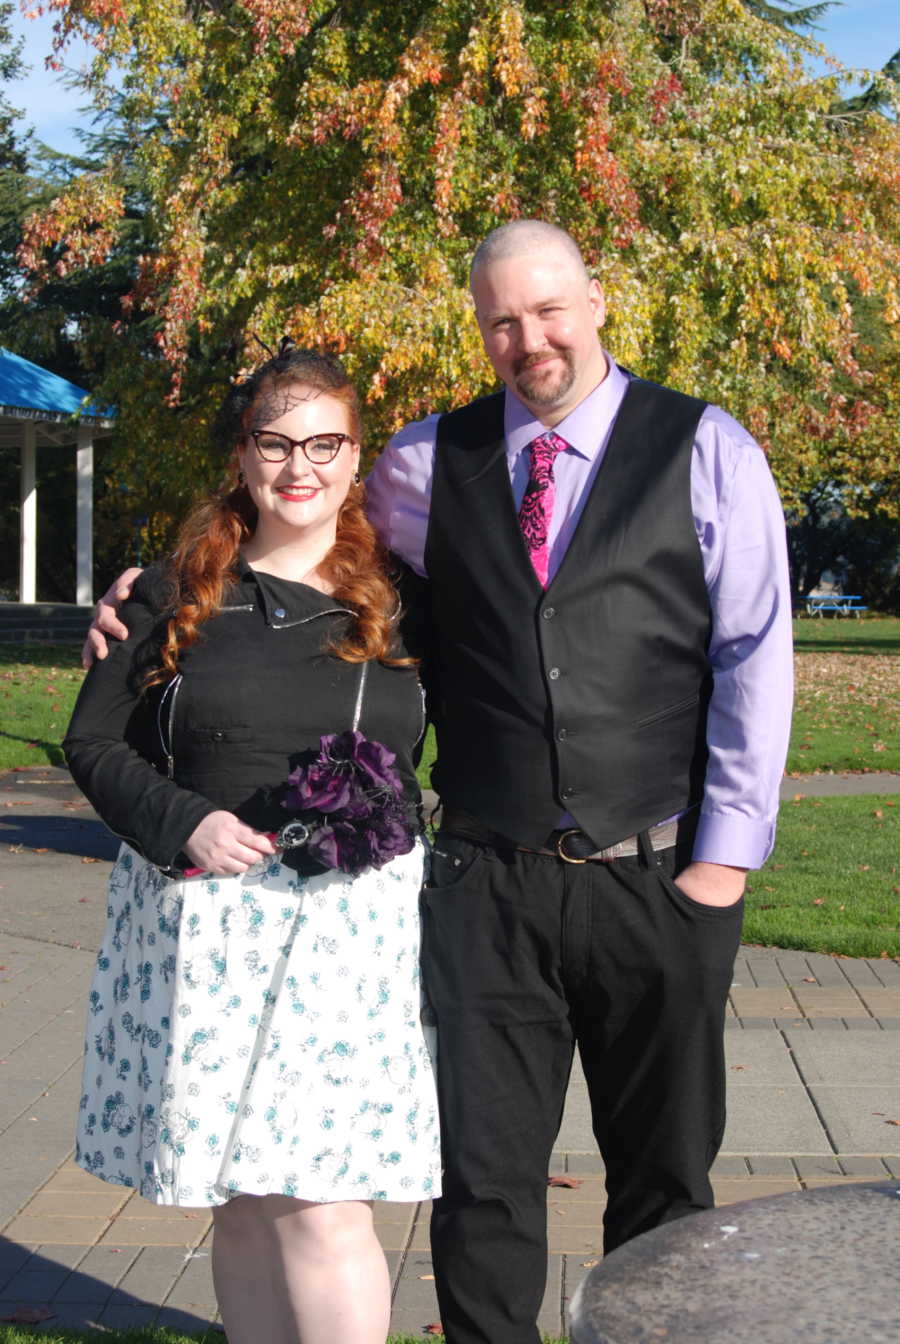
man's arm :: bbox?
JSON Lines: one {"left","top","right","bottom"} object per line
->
{"left": 677, "top": 409, "right": 794, "bottom": 904}
{"left": 82, "top": 566, "right": 145, "bottom": 667}
{"left": 365, "top": 415, "right": 439, "bottom": 574}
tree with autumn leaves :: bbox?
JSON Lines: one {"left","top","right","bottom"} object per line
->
{"left": 16, "top": 0, "right": 900, "bottom": 569}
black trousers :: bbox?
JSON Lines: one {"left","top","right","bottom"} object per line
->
{"left": 420, "top": 827, "right": 744, "bottom": 1344}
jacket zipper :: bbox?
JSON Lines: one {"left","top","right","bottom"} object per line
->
{"left": 414, "top": 680, "right": 427, "bottom": 749}
{"left": 271, "top": 606, "right": 352, "bottom": 630}
{"left": 156, "top": 673, "right": 183, "bottom": 779}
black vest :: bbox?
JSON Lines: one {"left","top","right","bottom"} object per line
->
{"left": 423, "top": 375, "right": 713, "bottom": 849}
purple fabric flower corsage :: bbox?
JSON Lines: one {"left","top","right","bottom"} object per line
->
{"left": 281, "top": 729, "right": 415, "bottom": 877}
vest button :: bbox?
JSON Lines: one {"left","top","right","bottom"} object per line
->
{"left": 211, "top": 730, "right": 225, "bottom": 741}
{"left": 557, "top": 728, "right": 568, "bottom": 741}
{"left": 542, "top": 606, "right": 556, "bottom": 620}
{"left": 273, "top": 607, "right": 287, "bottom": 619}
{"left": 562, "top": 786, "right": 576, "bottom": 800}
{"left": 548, "top": 667, "right": 560, "bottom": 680}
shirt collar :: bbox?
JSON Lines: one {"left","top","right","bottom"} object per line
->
{"left": 503, "top": 352, "right": 630, "bottom": 464}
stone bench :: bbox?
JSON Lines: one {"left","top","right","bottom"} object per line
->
{"left": 569, "top": 1180, "right": 900, "bottom": 1343}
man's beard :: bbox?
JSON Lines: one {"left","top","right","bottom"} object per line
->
{"left": 514, "top": 349, "right": 576, "bottom": 407}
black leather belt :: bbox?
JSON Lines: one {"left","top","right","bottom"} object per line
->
{"left": 439, "top": 808, "right": 679, "bottom": 864}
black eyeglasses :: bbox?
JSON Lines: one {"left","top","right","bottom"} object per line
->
{"left": 249, "top": 431, "right": 353, "bottom": 464}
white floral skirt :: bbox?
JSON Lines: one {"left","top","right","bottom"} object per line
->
{"left": 75, "top": 842, "right": 441, "bottom": 1206}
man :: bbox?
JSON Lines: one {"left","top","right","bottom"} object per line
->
{"left": 90, "top": 221, "right": 792, "bottom": 1344}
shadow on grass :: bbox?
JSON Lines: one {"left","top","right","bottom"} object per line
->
{"left": 794, "top": 637, "right": 900, "bottom": 655}
{"left": 0, "top": 733, "right": 66, "bottom": 768}
{"left": 0, "top": 646, "right": 83, "bottom": 670}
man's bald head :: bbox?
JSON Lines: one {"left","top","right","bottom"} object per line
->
{"left": 468, "top": 220, "right": 607, "bottom": 425}
{"left": 469, "top": 220, "right": 590, "bottom": 291}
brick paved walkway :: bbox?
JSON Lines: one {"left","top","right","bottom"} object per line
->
{"left": 1, "top": 767, "right": 898, "bottom": 1337}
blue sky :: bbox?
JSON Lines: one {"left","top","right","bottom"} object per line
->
{"left": 6, "top": 0, "right": 899, "bottom": 159}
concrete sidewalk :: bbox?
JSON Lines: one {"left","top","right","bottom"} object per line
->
{"left": 1, "top": 767, "right": 899, "bottom": 1337}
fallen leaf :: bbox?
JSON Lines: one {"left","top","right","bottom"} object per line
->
{"left": 812, "top": 898, "right": 825, "bottom": 906}
{"left": 873, "top": 810, "right": 883, "bottom": 819}
{"left": 81, "top": 857, "right": 101, "bottom": 864}
{"left": 32, "top": 847, "right": 49, "bottom": 854}
{"left": 547, "top": 1175, "right": 583, "bottom": 1188}
{"left": 858, "top": 865, "right": 871, "bottom": 872}
{"left": 78, "top": 897, "right": 89, "bottom": 903}
{"left": 730, "top": 1065, "right": 745, "bottom": 1071}
{"left": 0, "top": 1306, "right": 56, "bottom": 1323}
{"left": 419, "top": 1274, "right": 435, "bottom": 1281}
{"left": 885, "top": 1120, "right": 900, "bottom": 1127}
{"left": 803, "top": 977, "right": 817, "bottom": 983}
{"left": 424, "top": 1324, "right": 443, "bottom": 1336}
{"left": 581, "top": 1259, "right": 599, "bottom": 1268}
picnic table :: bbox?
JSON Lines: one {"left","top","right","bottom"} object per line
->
{"left": 804, "top": 593, "right": 868, "bottom": 618}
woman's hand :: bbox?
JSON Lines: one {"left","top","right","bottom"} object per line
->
{"left": 184, "top": 812, "right": 278, "bottom": 875}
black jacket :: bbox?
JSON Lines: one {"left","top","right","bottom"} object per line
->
{"left": 64, "top": 560, "right": 425, "bottom": 870}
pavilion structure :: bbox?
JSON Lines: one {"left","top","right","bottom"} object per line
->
{"left": 1, "top": 347, "right": 115, "bottom": 606}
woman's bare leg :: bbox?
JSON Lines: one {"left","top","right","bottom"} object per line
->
{"left": 212, "top": 1193, "right": 391, "bottom": 1344}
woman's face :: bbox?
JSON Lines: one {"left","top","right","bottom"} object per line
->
{"left": 238, "top": 382, "right": 360, "bottom": 548}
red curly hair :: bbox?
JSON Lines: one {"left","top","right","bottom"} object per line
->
{"left": 147, "top": 348, "right": 409, "bottom": 686}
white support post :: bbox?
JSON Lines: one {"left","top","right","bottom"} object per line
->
{"left": 19, "top": 421, "right": 37, "bottom": 603}
{"left": 76, "top": 425, "right": 95, "bottom": 607}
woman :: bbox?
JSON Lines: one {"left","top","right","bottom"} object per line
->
{"left": 64, "top": 345, "right": 440, "bottom": 1344}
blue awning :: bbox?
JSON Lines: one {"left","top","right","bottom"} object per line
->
{"left": 0, "top": 347, "right": 114, "bottom": 423}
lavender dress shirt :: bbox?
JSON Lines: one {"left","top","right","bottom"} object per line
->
{"left": 366, "top": 358, "right": 794, "bottom": 870}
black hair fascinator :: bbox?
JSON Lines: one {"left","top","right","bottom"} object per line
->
{"left": 230, "top": 334, "right": 297, "bottom": 386}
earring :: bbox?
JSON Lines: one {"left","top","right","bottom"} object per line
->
{"left": 353, "top": 470, "right": 361, "bottom": 484}
{"left": 237, "top": 471, "right": 245, "bottom": 485}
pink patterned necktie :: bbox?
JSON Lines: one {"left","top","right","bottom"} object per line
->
{"left": 517, "top": 430, "right": 568, "bottom": 588}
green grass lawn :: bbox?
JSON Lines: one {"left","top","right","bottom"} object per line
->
{"left": 745, "top": 794, "right": 899, "bottom": 957}
{"left": 0, "top": 644, "right": 84, "bottom": 772}
{"left": 788, "top": 616, "right": 899, "bottom": 773}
